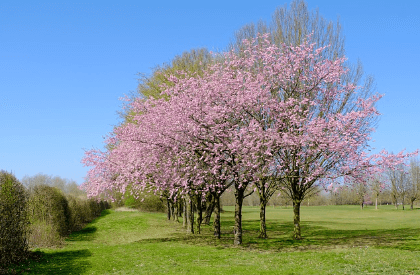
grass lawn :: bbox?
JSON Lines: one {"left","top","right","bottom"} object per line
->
{"left": 10, "top": 205, "right": 420, "bottom": 274}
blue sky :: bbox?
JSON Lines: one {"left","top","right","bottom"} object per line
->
{"left": 1, "top": 0, "right": 419, "bottom": 185}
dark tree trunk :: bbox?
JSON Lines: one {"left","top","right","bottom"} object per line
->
{"left": 411, "top": 198, "right": 415, "bottom": 209}
{"left": 174, "top": 202, "right": 179, "bottom": 222}
{"left": 204, "top": 194, "right": 216, "bottom": 225}
{"left": 293, "top": 201, "right": 302, "bottom": 240}
{"left": 166, "top": 200, "right": 171, "bottom": 220}
{"left": 183, "top": 198, "right": 187, "bottom": 228}
{"left": 213, "top": 194, "right": 221, "bottom": 239}
{"left": 257, "top": 182, "right": 268, "bottom": 238}
{"left": 177, "top": 200, "right": 183, "bottom": 217}
{"left": 171, "top": 203, "right": 176, "bottom": 221}
{"left": 186, "top": 194, "right": 194, "bottom": 234}
{"left": 196, "top": 198, "right": 203, "bottom": 234}
{"left": 234, "top": 187, "right": 245, "bottom": 245}
{"left": 258, "top": 198, "right": 267, "bottom": 238}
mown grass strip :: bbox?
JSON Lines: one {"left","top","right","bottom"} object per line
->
{"left": 10, "top": 205, "right": 420, "bottom": 274}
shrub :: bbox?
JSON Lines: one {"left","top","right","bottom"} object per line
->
{"left": 124, "top": 192, "right": 165, "bottom": 212}
{"left": 66, "top": 195, "right": 86, "bottom": 231}
{"left": 27, "top": 185, "right": 71, "bottom": 247}
{"left": 0, "top": 171, "right": 29, "bottom": 269}
{"left": 25, "top": 183, "right": 110, "bottom": 248}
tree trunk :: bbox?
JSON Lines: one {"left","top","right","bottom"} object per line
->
{"left": 166, "top": 200, "right": 171, "bottom": 220}
{"left": 361, "top": 202, "right": 364, "bottom": 210}
{"left": 213, "top": 194, "right": 221, "bottom": 239}
{"left": 183, "top": 199, "right": 187, "bottom": 228}
{"left": 293, "top": 201, "right": 302, "bottom": 240}
{"left": 234, "top": 188, "right": 245, "bottom": 245}
{"left": 411, "top": 199, "right": 414, "bottom": 210}
{"left": 402, "top": 196, "right": 405, "bottom": 210}
{"left": 375, "top": 197, "right": 378, "bottom": 210}
{"left": 258, "top": 198, "right": 267, "bottom": 238}
{"left": 171, "top": 203, "right": 177, "bottom": 221}
{"left": 186, "top": 195, "right": 194, "bottom": 234}
{"left": 177, "top": 200, "right": 183, "bottom": 217}
{"left": 204, "top": 194, "right": 216, "bottom": 225}
{"left": 196, "top": 198, "right": 203, "bottom": 234}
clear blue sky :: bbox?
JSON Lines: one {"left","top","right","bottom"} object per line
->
{"left": 1, "top": 0, "right": 419, "bottom": 185}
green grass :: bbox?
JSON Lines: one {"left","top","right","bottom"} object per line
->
{"left": 9, "top": 205, "right": 420, "bottom": 274}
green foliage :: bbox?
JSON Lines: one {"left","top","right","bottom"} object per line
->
{"left": 118, "top": 48, "right": 217, "bottom": 125}
{"left": 27, "top": 184, "right": 111, "bottom": 248}
{"left": 27, "top": 185, "right": 72, "bottom": 247}
{"left": 123, "top": 192, "right": 165, "bottom": 212}
{"left": 0, "top": 170, "right": 30, "bottom": 269}
{"left": 137, "top": 48, "right": 214, "bottom": 100}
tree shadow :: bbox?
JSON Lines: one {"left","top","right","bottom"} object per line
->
{"left": 238, "top": 220, "right": 420, "bottom": 252}
{"left": 6, "top": 249, "right": 92, "bottom": 274}
{"left": 4, "top": 212, "right": 113, "bottom": 274}
{"left": 132, "top": 217, "right": 420, "bottom": 253}
{"left": 66, "top": 209, "right": 111, "bottom": 243}
{"left": 90, "top": 209, "right": 112, "bottom": 222}
{"left": 66, "top": 226, "right": 98, "bottom": 242}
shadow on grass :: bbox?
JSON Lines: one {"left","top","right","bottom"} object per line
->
{"left": 66, "top": 226, "right": 98, "bottom": 242}
{"left": 133, "top": 218, "right": 420, "bottom": 252}
{"left": 91, "top": 209, "right": 112, "bottom": 222}
{"left": 6, "top": 249, "right": 92, "bottom": 274}
{"left": 66, "top": 209, "right": 111, "bottom": 243}
{"left": 239, "top": 220, "right": 420, "bottom": 252}
{"left": 4, "top": 212, "right": 114, "bottom": 274}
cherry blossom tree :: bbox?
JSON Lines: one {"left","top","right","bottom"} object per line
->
{"left": 82, "top": 33, "right": 416, "bottom": 244}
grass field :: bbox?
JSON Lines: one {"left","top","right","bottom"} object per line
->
{"left": 10, "top": 205, "right": 420, "bottom": 274}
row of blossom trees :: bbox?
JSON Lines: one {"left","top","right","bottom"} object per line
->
{"left": 82, "top": 34, "right": 415, "bottom": 244}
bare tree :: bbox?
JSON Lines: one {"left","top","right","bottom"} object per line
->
{"left": 21, "top": 173, "right": 85, "bottom": 198}
{"left": 352, "top": 181, "right": 369, "bottom": 210}
{"left": 229, "top": 0, "right": 376, "bottom": 116}
{"left": 370, "top": 175, "right": 385, "bottom": 210}
{"left": 408, "top": 159, "right": 420, "bottom": 209}
{"left": 388, "top": 164, "right": 410, "bottom": 210}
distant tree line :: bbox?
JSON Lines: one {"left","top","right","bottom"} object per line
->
{"left": 327, "top": 159, "right": 420, "bottom": 209}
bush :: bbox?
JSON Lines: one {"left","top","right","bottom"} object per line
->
{"left": 67, "top": 195, "right": 87, "bottom": 231}
{"left": 0, "top": 171, "right": 29, "bottom": 269}
{"left": 124, "top": 192, "right": 166, "bottom": 212}
{"left": 27, "top": 185, "right": 71, "bottom": 247}
{"left": 26, "top": 183, "right": 110, "bottom": 248}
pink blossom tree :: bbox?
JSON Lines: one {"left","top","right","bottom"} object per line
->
{"left": 82, "top": 33, "right": 417, "bottom": 244}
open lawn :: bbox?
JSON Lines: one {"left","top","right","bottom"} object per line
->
{"left": 10, "top": 205, "right": 420, "bottom": 274}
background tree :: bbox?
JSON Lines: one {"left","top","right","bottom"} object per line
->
{"left": 137, "top": 48, "right": 214, "bottom": 100}
{"left": 370, "top": 176, "right": 385, "bottom": 210}
{"left": 230, "top": 0, "right": 376, "bottom": 112}
{"left": 388, "top": 164, "right": 411, "bottom": 210}
{"left": 408, "top": 159, "right": 420, "bottom": 209}
{"left": 21, "top": 173, "right": 86, "bottom": 198}
{"left": 351, "top": 181, "right": 369, "bottom": 209}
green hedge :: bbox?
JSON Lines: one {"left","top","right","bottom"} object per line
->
{"left": 124, "top": 192, "right": 165, "bottom": 212}
{"left": 0, "top": 171, "right": 30, "bottom": 269}
{"left": 27, "top": 185, "right": 110, "bottom": 248}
